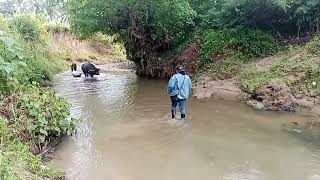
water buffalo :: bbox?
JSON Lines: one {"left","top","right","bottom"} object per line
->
{"left": 81, "top": 63, "right": 100, "bottom": 77}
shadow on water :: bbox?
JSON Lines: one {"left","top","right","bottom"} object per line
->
{"left": 52, "top": 71, "right": 320, "bottom": 180}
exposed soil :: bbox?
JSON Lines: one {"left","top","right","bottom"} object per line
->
{"left": 250, "top": 80, "right": 298, "bottom": 111}
{"left": 193, "top": 77, "right": 242, "bottom": 100}
{"left": 175, "top": 41, "right": 200, "bottom": 77}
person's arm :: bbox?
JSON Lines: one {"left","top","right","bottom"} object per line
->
{"left": 188, "top": 77, "right": 192, "bottom": 95}
{"left": 168, "top": 76, "right": 176, "bottom": 94}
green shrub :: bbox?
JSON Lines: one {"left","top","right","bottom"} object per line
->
{"left": 112, "top": 44, "right": 126, "bottom": 57}
{"left": 197, "top": 28, "right": 281, "bottom": 79}
{"left": 19, "top": 86, "right": 77, "bottom": 143}
{"left": 306, "top": 36, "right": 320, "bottom": 55}
{"left": 0, "top": 119, "right": 64, "bottom": 179}
{"left": 0, "top": 18, "right": 67, "bottom": 95}
{"left": 0, "top": 34, "right": 28, "bottom": 94}
{"left": 198, "top": 28, "right": 281, "bottom": 65}
{"left": 46, "top": 23, "right": 70, "bottom": 33}
{"left": 9, "top": 14, "right": 47, "bottom": 43}
{"left": 190, "top": 0, "right": 320, "bottom": 38}
{"left": 90, "top": 32, "right": 113, "bottom": 49}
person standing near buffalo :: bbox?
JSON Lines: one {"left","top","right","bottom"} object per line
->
{"left": 71, "top": 61, "right": 77, "bottom": 72}
{"left": 167, "top": 65, "right": 192, "bottom": 120}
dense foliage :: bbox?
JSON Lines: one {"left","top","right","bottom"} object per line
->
{"left": 191, "top": 0, "right": 320, "bottom": 37}
{"left": 68, "top": 0, "right": 319, "bottom": 77}
{"left": 198, "top": 28, "right": 281, "bottom": 62}
{"left": 9, "top": 14, "right": 47, "bottom": 42}
{"left": 0, "top": 15, "right": 66, "bottom": 95}
{"left": 69, "top": 0, "right": 196, "bottom": 76}
{"left": 0, "top": 119, "right": 64, "bottom": 179}
{"left": 0, "top": 14, "right": 76, "bottom": 179}
{"left": 197, "top": 28, "right": 281, "bottom": 78}
{"left": 20, "top": 87, "right": 77, "bottom": 143}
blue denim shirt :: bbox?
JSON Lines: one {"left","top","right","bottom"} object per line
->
{"left": 168, "top": 73, "right": 192, "bottom": 99}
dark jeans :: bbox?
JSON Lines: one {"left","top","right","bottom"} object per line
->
{"left": 170, "top": 96, "right": 187, "bottom": 114}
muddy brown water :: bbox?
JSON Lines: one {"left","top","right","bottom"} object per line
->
{"left": 52, "top": 70, "right": 320, "bottom": 180}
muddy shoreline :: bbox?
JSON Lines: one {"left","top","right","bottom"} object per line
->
{"left": 193, "top": 76, "right": 320, "bottom": 115}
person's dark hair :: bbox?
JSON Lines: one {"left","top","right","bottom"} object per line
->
{"left": 176, "top": 65, "right": 186, "bottom": 75}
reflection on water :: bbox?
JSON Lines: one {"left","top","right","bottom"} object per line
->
{"left": 53, "top": 71, "right": 320, "bottom": 180}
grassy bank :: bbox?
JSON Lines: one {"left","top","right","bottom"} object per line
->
{"left": 0, "top": 119, "right": 64, "bottom": 179}
{"left": 196, "top": 28, "right": 282, "bottom": 79}
{"left": 0, "top": 15, "right": 77, "bottom": 179}
{"left": 238, "top": 37, "right": 320, "bottom": 111}
{"left": 191, "top": 27, "right": 320, "bottom": 111}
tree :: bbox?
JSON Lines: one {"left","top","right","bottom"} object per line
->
{"left": 69, "top": 0, "right": 196, "bottom": 77}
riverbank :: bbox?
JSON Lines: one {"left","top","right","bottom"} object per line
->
{"left": 0, "top": 15, "right": 130, "bottom": 179}
{"left": 193, "top": 37, "right": 320, "bottom": 113}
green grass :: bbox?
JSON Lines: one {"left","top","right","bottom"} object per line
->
{"left": 0, "top": 15, "right": 78, "bottom": 179}
{"left": 240, "top": 70, "right": 280, "bottom": 94}
{"left": 197, "top": 28, "right": 282, "bottom": 79}
{"left": 240, "top": 38, "right": 320, "bottom": 96}
{"left": 306, "top": 36, "right": 320, "bottom": 55}
{"left": 0, "top": 119, "right": 64, "bottom": 180}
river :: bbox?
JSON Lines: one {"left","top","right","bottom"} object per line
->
{"left": 52, "top": 69, "right": 320, "bottom": 180}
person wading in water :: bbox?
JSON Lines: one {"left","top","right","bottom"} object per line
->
{"left": 168, "top": 65, "right": 192, "bottom": 120}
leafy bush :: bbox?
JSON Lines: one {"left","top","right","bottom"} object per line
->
{"left": 307, "top": 36, "right": 320, "bottom": 55}
{"left": 46, "top": 23, "right": 70, "bottom": 33}
{"left": 197, "top": 28, "right": 281, "bottom": 79}
{"left": 90, "top": 32, "right": 126, "bottom": 57}
{"left": 0, "top": 34, "right": 28, "bottom": 94}
{"left": 198, "top": 28, "right": 281, "bottom": 64}
{"left": 0, "top": 119, "right": 64, "bottom": 179}
{"left": 190, "top": 0, "right": 320, "bottom": 37}
{"left": 9, "top": 14, "right": 47, "bottom": 42}
{"left": 0, "top": 14, "right": 72, "bottom": 180}
{"left": 69, "top": 0, "right": 196, "bottom": 75}
{"left": 90, "top": 32, "right": 113, "bottom": 49}
{"left": 0, "top": 15, "right": 67, "bottom": 95}
{"left": 19, "top": 86, "right": 77, "bottom": 143}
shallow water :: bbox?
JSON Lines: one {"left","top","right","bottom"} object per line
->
{"left": 52, "top": 70, "right": 320, "bottom": 180}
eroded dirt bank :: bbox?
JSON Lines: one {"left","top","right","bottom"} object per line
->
{"left": 193, "top": 48, "right": 320, "bottom": 114}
